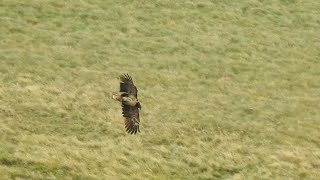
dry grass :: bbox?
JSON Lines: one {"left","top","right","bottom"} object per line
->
{"left": 1, "top": 0, "right": 320, "bottom": 179}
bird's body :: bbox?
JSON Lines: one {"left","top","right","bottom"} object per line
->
{"left": 112, "top": 93, "right": 139, "bottom": 107}
{"left": 112, "top": 74, "right": 141, "bottom": 134}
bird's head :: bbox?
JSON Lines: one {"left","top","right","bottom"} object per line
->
{"left": 112, "top": 92, "right": 120, "bottom": 100}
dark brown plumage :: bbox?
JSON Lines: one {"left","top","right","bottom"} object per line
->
{"left": 112, "top": 74, "right": 141, "bottom": 134}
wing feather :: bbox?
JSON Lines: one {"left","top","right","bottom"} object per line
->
{"left": 122, "top": 104, "right": 140, "bottom": 134}
{"left": 120, "top": 74, "right": 138, "bottom": 98}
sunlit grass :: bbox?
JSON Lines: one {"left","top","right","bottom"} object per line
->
{"left": 1, "top": 0, "right": 320, "bottom": 179}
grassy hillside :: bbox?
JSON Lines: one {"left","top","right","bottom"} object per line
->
{"left": 1, "top": 0, "right": 320, "bottom": 179}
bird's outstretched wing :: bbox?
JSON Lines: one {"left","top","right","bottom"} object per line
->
{"left": 120, "top": 74, "right": 138, "bottom": 98}
{"left": 122, "top": 104, "right": 140, "bottom": 134}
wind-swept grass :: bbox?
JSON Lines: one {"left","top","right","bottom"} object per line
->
{"left": 1, "top": 0, "right": 320, "bottom": 179}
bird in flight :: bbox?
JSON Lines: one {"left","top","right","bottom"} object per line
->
{"left": 112, "top": 74, "right": 142, "bottom": 134}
